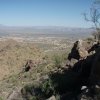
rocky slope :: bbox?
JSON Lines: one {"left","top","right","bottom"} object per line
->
{"left": 5, "top": 38, "right": 100, "bottom": 100}
{"left": 0, "top": 40, "right": 100, "bottom": 100}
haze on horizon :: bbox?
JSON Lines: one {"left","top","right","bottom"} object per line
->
{"left": 0, "top": 0, "right": 93, "bottom": 28}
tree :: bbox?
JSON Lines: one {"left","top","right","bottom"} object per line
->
{"left": 84, "top": 0, "right": 100, "bottom": 41}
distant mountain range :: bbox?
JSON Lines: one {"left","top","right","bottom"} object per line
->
{"left": 0, "top": 25, "right": 95, "bottom": 38}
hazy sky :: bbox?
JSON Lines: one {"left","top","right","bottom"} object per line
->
{"left": 0, "top": 0, "right": 94, "bottom": 27}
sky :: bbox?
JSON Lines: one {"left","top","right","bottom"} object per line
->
{"left": 0, "top": 0, "right": 94, "bottom": 27}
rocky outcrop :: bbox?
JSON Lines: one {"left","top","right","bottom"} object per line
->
{"left": 47, "top": 95, "right": 56, "bottom": 100}
{"left": 24, "top": 60, "right": 34, "bottom": 72}
{"left": 69, "top": 40, "right": 100, "bottom": 84}
{"left": 65, "top": 40, "right": 100, "bottom": 99}
{"left": 68, "top": 40, "right": 88, "bottom": 61}
{"left": 89, "top": 47, "right": 100, "bottom": 85}
{"left": 88, "top": 42, "right": 100, "bottom": 53}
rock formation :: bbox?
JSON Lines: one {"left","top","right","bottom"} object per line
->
{"left": 68, "top": 40, "right": 88, "bottom": 61}
{"left": 66, "top": 40, "right": 100, "bottom": 100}
{"left": 24, "top": 60, "right": 34, "bottom": 72}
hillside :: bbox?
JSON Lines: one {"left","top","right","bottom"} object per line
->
{"left": 0, "top": 37, "right": 99, "bottom": 100}
{"left": 0, "top": 39, "right": 44, "bottom": 80}
{"left": 0, "top": 35, "right": 100, "bottom": 100}
{"left": 0, "top": 38, "right": 69, "bottom": 99}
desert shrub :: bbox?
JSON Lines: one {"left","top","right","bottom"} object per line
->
{"left": 53, "top": 54, "right": 62, "bottom": 68}
{"left": 87, "top": 37, "right": 94, "bottom": 44}
{"left": 61, "top": 52, "right": 68, "bottom": 61}
{"left": 0, "top": 97, "right": 3, "bottom": 100}
{"left": 21, "top": 69, "right": 81, "bottom": 99}
{"left": 21, "top": 84, "right": 35, "bottom": 97}
{"left": 22, "top": 82, "right": 54, "bottom": 100}
{"left": 40, "top": 79, "right": 55, "bottom": 98}
{"left": 29, "top": 96, "right": 37, "bottom": 100}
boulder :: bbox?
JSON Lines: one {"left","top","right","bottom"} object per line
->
{"left": 66, "top": 58, "right": 78, "bottom": 69}
{"left": 47, "top": 95, "right": 56, "bottom": 100}
{"left": 88, "top": 42, "right": 100, "bottom": 53}
{"left": 89, "top": 47, "right": 100, "bottom": 85}
{"left": 24, "top": 60, "right": 34, "bottom": 72}
{"left": 68, "top": 40, "right": 88, "bottom": 61}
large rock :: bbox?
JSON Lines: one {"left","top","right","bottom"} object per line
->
{"left": 68, "top": 40, "right": 88, "bottom": 60}
{"left": 24, "top": 60, "right": 34, "bottom": 72}
{"left": 47, "top": 95, "right": 56, "bottom": 100}
{"left": 89, "top": 47, "right": 100, "bottom": 85}
{"left": 88, "top": 42, "right": 100, "bottom": 54}
{"left": 66, "top": 58, "right": 78, "bottom": 69}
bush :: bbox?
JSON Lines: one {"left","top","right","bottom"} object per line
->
{"left": 0, "top": 97, "right": 3, "bottom": 100}
{"left": 22, "top": 82, "right": 54, "bottom": 100}
{"left": 41, "top": 79, "right": 55, "bottom": 98}
{"left": 29, "top": 96, "right": 37, "bottom": 100}
{"left": 53, "top": 54, "right": 62, "bottom": 68}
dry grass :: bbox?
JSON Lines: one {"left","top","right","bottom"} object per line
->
{"left": 0, "top": 38, "right": 71, "bottom": 99}
{"left": 0, "top": 39, "right": 44, "bottom": 81}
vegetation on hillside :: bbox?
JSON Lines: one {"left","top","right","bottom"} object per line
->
{"left": 0, "top": 39, "right": 70, "bottom": 100}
